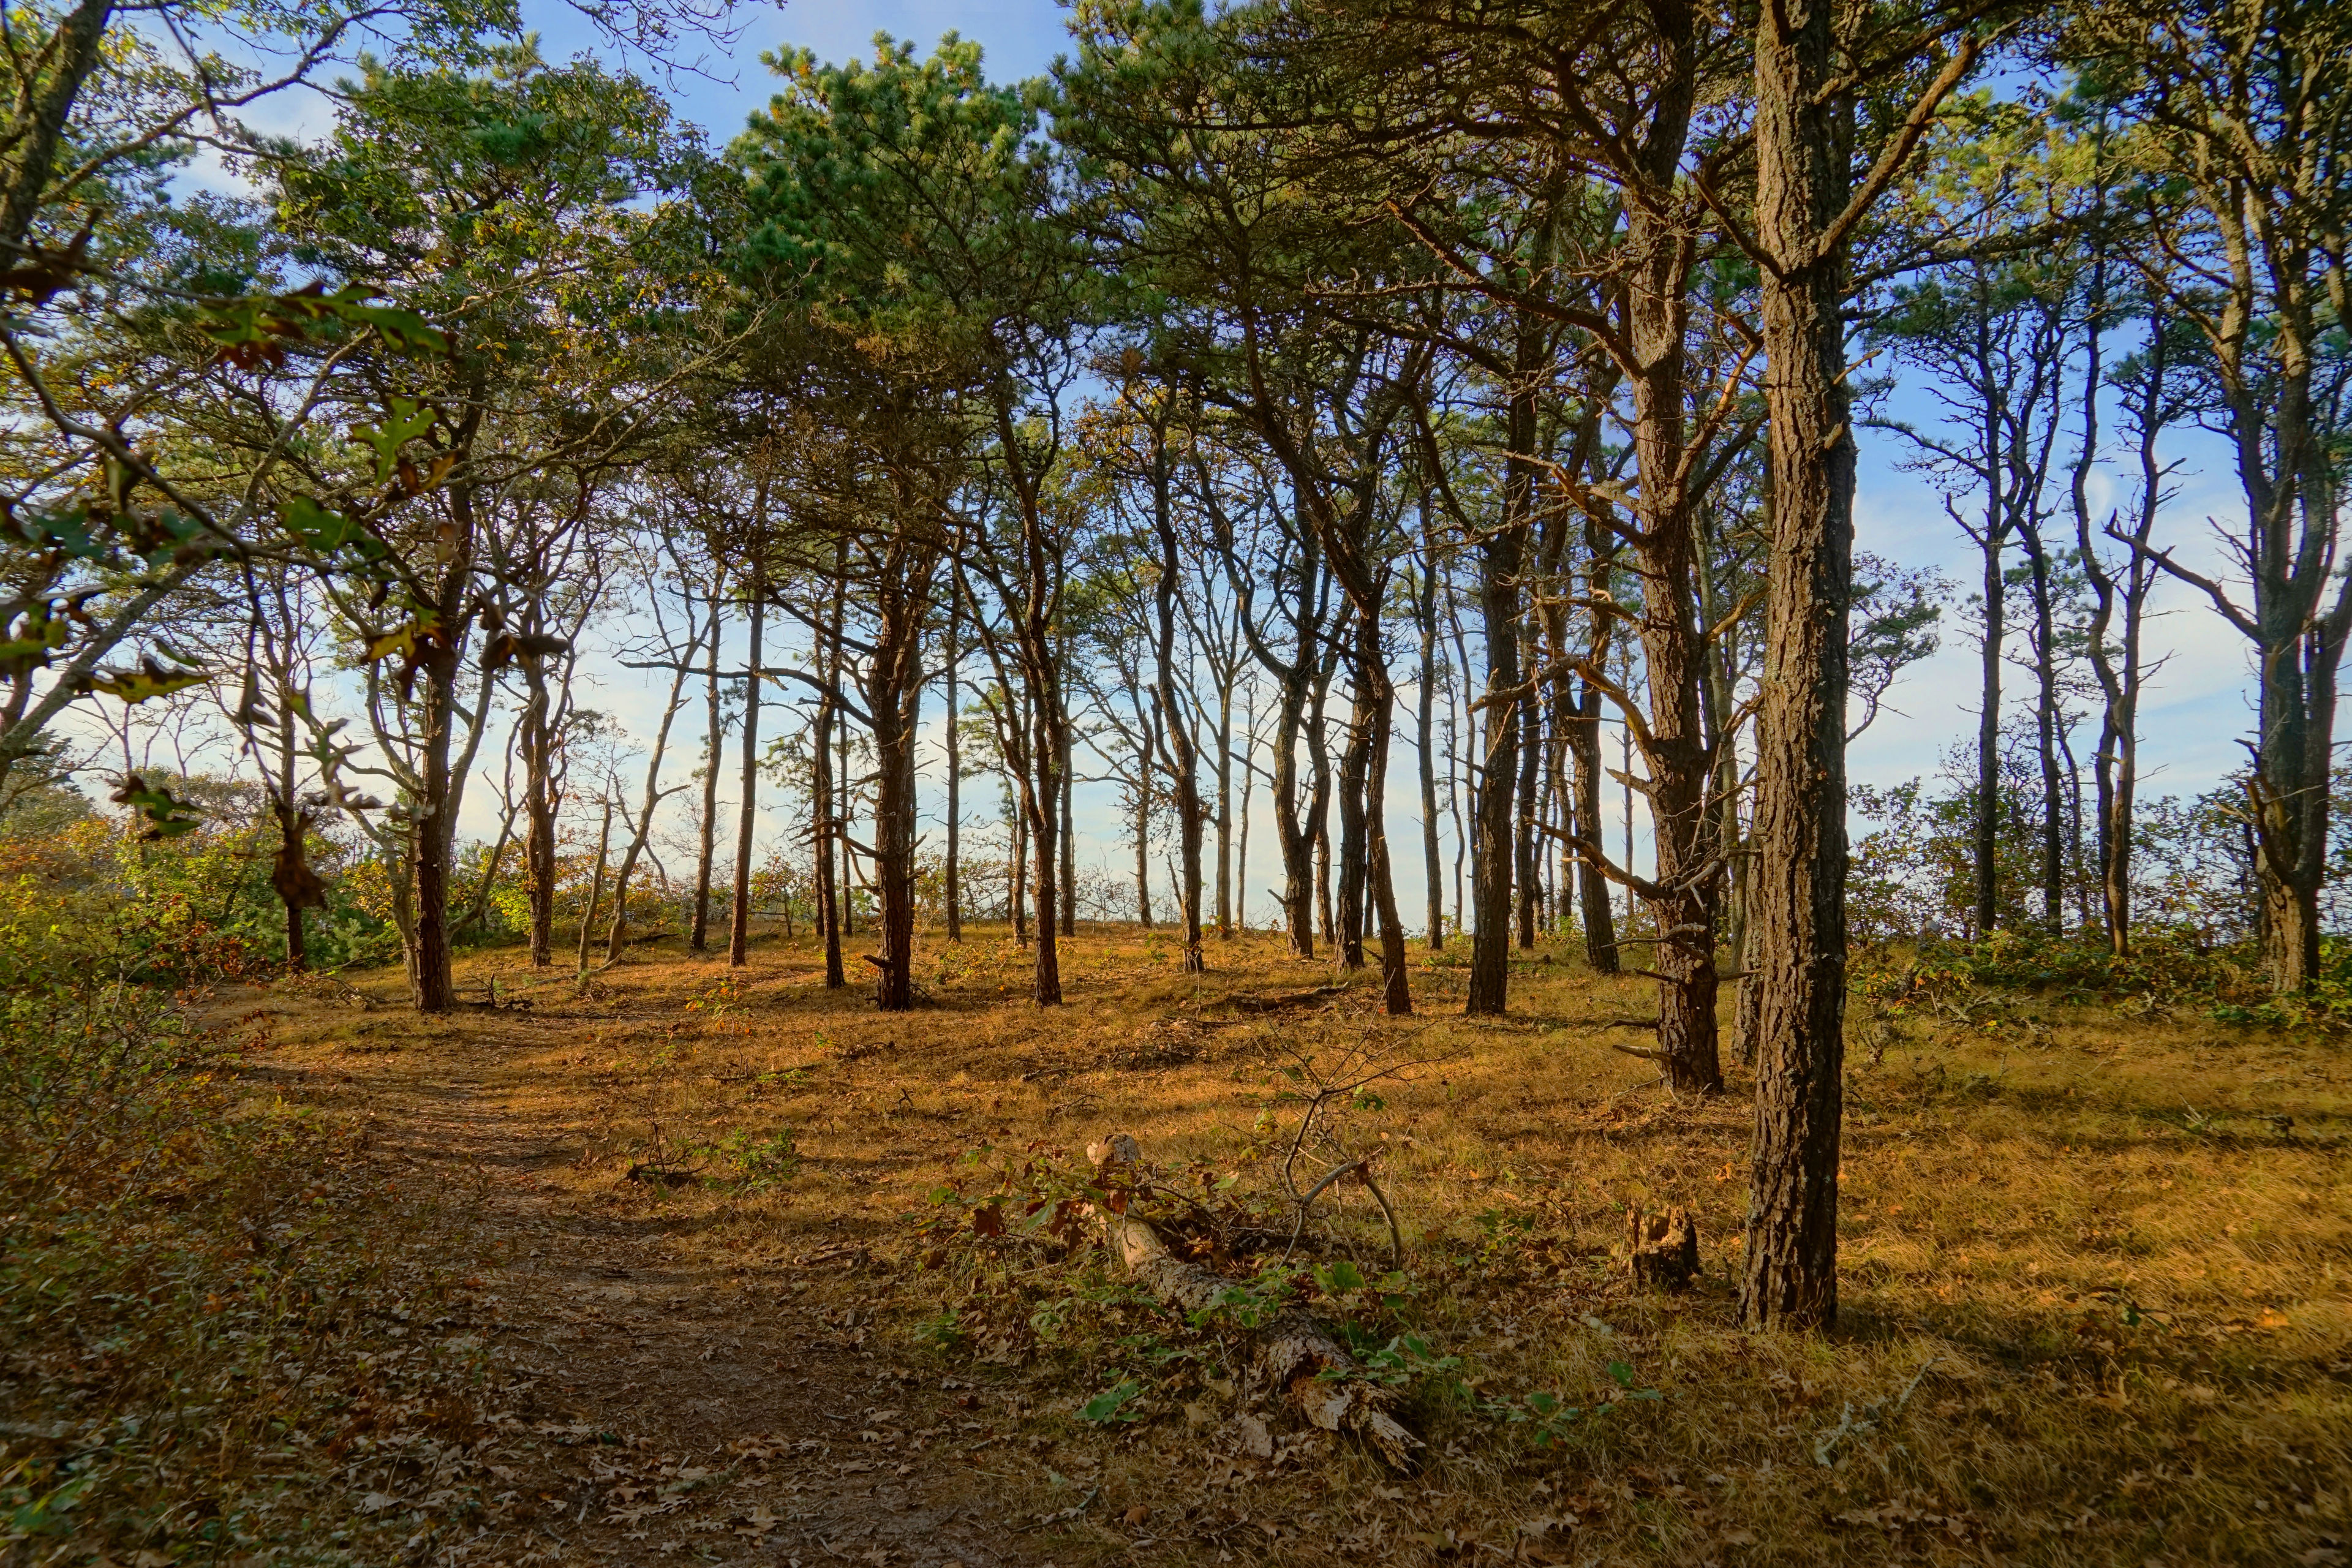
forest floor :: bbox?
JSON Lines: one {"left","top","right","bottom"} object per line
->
{"left": 206, "top": 923, "right": 2351, "bottom": 1567}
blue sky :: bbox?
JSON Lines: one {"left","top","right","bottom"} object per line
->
{"left": 522, "top": 0, "right": 1075, "bottom": 146}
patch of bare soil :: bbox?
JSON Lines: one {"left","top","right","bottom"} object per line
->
{"left": 241, "top": 981, "right": 1038, "bottom": 1568}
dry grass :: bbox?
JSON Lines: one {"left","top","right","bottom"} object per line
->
{"left": 247, "top": 921, "right": 2352, "bottom": 1566}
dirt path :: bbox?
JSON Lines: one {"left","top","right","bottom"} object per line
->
{"left": 255, "top": 990, "right": 1044, "bottom": 1568}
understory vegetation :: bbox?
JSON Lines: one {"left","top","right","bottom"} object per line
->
{"left": 0, "top": 896, "right": 494, "bottom": 1564}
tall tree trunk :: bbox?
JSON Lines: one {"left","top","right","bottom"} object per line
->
{"left": 1349, "top": 594, "right": 1412, "bottom": 1014}
{"left": 729, "top": 570, "right": 764, "bottom": 968}
{"left": 1535, "top": 529, "right": 1575, "bottom": 959}
{"left": 1447, "top": 600, "right": 1473, "bottom": 940}
{"left": 1416, "top": 551, "right": 1446, "bottom": 949}
{"left": 1515, "top": 633, "right": 1541, "bottom": 950}
{"left": 818, "top": 569, "right": 847, "bottom": 987}
{"left": 1029, "top": 702, "right": 1065, "bottom": 1000}
{"left": 1134, "top": 758, "right": 1155, "bottom": 929}
{"left": 839, "top": 714, "right": 856, "bottom": 940}
{"left": 861, "top": 543, "right": 932, "bottom": 1013}
{"left": 2083, "top": 290, "right": 2163, "bottom": 956}
{"left": 1059, "top": 627, "right": 1077, "bottom": 939}
{"left": 402, "top": 470, "right": 497, "bottom": 1014}
{"left": 1237, "top": 686, "right": 1256, "bottom": 934}
{"left": 1449, "top": 694, "right": 1468, "bottom": 938}
{"left": 1697, "top": 503, "right": 1755, "bottom": 1061}
{"left": 691, "top": 594, "right": 723, "bottom": 952}
{"left": 271, "top": 793, "right": 318, "bottom": 971}
{"left": 1972, "top": 526, "right": 2005, "bottom": 938}
{"left": 1571, "top": 526, "right": 1620, "bottom": 973}
{"left": 1464, "top": 322, "right": 1542, "bottom": 1014}
{"left": 522, "top": 665, "right": 562, "bottom": 967}
{"left": 1152, "top": 453, "right": 1207, "bottom": 973}
{"left": 2022, "top": 520, "right": 2065, "bottom": 933}
{"left": 1466, "top": 442, "right": 1527, "bottom": 1014}
{"left": 1336, "top": 659, "right": 1371, "bottom": 971}
{"left": 974, "top": 443, "right": 1074, "bottom": 1000}
{"left": 1738, "top": 1, "right": 1952, "bottom": 1330}
{"left": 410, "top": 643, "right": 462, "bottom": 1013}
{"left": 944, "top": 596, "right": 963, "bottom": 943}
{"left": 815, "top": 696, "right": 843, "bottom": 984}
{"left": 1010, "top": 749, "right": 1030, "bottom": 945}
{"left": 1614, "top": 182, "right": 1727, "bottom": 1093}
{"left": 1310, "top": 643, "right": 1338, "bottom": 949}
{"left": 870, "top": 668, "right": 921, "bottom": 1011}
{"left": 1215, "top": 675, "right": 1234, "bottom": 938}
{"left": 1270, "top": 628, "right": 1319, "bottom": 957}
{"left": 576, "top": 794, "right": 613, "bottom": 976}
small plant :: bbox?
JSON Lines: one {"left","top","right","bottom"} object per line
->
{"left": 1191, "top": 1266, "right": 1298, "bottom": 1332}
{"left": 1483, "top": 1389, "right": 1589, "bottom": 1449}
{"left": 912, "top": 1309, "right": 969, "bottom": 1354}
{"left": 685, "top": 972, "right": 747, "bottom": 1034}
{"left": 725, "top": 1128, "right": 799, "bottom": 1186}
{"left": 1349, "top": 1331, "right": 1463, "bottom": 1390}
{"left": 1482, "top": 1362, "right": 1661, "bottom": 1450}
{"left": 1079, "top": 1379, "right": 1145, "bottom": 1425}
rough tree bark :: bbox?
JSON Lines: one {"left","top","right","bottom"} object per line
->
{"left": 859, "top": 541, "right": 932, "bottom": 1012}
{"left": 1741, "top": 12, "right": 1975, "bottom": 1331}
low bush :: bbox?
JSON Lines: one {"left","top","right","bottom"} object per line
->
{"left": 1854, "top": 925, "right": 2352, "bottom": 1031}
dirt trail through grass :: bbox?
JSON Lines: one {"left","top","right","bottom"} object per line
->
{"left": 255, "top": 971, "right": 1038, "bottom": 1568}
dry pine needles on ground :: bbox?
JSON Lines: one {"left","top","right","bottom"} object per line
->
{"left": 116, "top": 922, "right": 2352, "bottom": 1567}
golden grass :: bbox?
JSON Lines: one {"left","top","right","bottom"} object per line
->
{"left": 252, "top": 921, "right": 2352, "bottom": 1566}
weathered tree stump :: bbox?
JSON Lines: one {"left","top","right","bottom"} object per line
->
{"left": 1626, "top": 1204, "right": 1700, "bottom": 1290}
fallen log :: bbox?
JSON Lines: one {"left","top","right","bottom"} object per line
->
{"left": 1088, "top": 1134, "right": 1420, "bottom": 1470}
